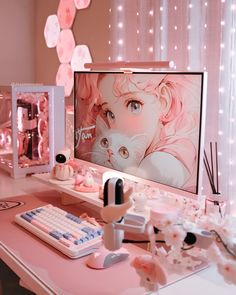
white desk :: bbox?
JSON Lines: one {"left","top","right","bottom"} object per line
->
{"left": 0, "top": 169, "right": 235, "bottom": 295}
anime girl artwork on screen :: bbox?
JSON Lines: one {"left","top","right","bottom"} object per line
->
{"left": 74, "top": 71, "right": 205, "bottom": 194}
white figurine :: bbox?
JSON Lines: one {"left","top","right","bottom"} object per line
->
{"left": 52, "top": 149, "right": 74, "bottom": 181}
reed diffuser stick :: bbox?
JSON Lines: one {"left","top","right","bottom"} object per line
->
{"left": 203, "top": 158, "right": 216, "bottom": 193}
{"left": 215, "top": 142, "right": 219, "bottom": 194}
{"left": 204, "top": 150, "right": 215, "bottom": 188}
{"left": 204, "top": 142, "right": 220, "bottom": 194}
{"left": 210, "top": 142, "right": 214, "bottom": 188}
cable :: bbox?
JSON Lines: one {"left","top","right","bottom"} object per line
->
{"left": 181, "top": 245, "right": 195, "bottom": 251}
{"left": 122, "top": 239, "right": 166, "bottom": 244}
{"left": 210, "top": 229, "right": 236, "bottom": 259}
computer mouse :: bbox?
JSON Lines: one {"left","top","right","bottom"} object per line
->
{"left": 86, "top": 246, "right": 129, "bottom": 269}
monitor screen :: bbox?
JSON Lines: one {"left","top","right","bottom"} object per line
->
{"left": 74, "top": 71, "right": 207, "bottom": 197}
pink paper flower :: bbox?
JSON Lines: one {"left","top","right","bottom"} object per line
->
{"left": 217, "top": 261, "right": 236, "bottom": 285}
{"left": 163, "top": 225, "right": 186, "bottom": 249}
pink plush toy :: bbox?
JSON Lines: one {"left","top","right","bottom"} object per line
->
{"left": 131, "top": 254, "right": 167, "bottom": 293}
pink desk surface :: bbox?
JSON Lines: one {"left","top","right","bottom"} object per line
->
{"left": 0, "top": 190, "right": 148, "bottom": 295}
{"left": 0, "top": 190, "right": 208, "bottom": 295}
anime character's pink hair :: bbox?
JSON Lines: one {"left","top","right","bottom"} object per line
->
{"left": 74, "top": 73, "right": 101, "bottom": 159}
{"left": 75, "top": 73, "right": 101, "bottom": 127}
{"left": 154, "top": 75, "right": 200, "bottom": 191}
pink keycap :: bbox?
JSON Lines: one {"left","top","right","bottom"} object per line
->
{"left": 31, "top": 219, "right": 51, "bottom": 233}
{"left": 59, "top": 238, "right": 73, "bottom": 247}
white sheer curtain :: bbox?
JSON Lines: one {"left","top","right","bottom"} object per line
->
{"left": 109, "top": 0, "right": 236, "bottom": 213}
{"left": 218, "top": 0, "right": 236, "bottom": 213}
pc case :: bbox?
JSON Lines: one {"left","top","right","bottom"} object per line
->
{"left": 0, "top": 85, "right": 65, "bottom": 178}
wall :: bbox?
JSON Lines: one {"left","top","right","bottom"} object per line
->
{"left": 73, "top": 0, "right": 111, "bottom": 63}
{"left": 0, "top": 0, "right": 35, "bottom": 84}
{"left": 35, "top": 0, "right": 111, "bottom": 86}
{"left": 34, "top": 0, "right": 59, "bottom": 85}
{"left": 0, "top": 0, "right": 110, "bottom": 86}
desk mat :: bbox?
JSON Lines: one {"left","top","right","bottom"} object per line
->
{"left": 0, "top": 190, "right": 208, "bottom": 295}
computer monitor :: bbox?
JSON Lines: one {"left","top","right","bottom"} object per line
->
{"left": 74, "top": 71, "right": 207, "bottom": 198}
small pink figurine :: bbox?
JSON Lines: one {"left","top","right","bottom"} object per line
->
{"left": 131, "top": 254, "right": 167, "bottom": 294}
{"left": 74, "top": 170, "right": 101, "bottom": 193}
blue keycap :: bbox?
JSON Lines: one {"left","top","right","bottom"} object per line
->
{"left": 90, "top": 232, "right": 99, "bottom": 238}
{"left": 66, "top": 213, "right": 81, "bottom": 224}
{"left": 63, "top": 232, "right": 73, "bottom": 240}
{"left": 74, "top": 217, "right": 82, "bottom": 224}
{"left": 26, "top": 212, "right": 35, "bottom": 218}
{"left": 49, "top": 231, "right": 63, "bottom": 240}
{"left": 36, "top": 208, "right": 44, "bottom": 213}
{"left": 97, "top": 229, "right": 103, "bottom": 236}
{"left": 21, "top": 214, "right": 33, "bottom": 222}
{"left": 81, "top": 227, "right": 95, "bottom": 234}
{"left": 74, "top": 239, "right": 83, "bottom": 245}
{"left": 86, "top": 234, "right": 94, "bottom": 240}
{"left": 80, "top": 236, "right": 89, "bottom": 243}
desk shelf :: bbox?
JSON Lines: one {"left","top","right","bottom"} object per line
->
{"left": 33, "top": 173, "right": 103, "bottom": 208}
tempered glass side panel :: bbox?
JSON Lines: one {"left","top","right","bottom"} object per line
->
{"left": 16, "top": 91, "right": 50, "bottom": 168}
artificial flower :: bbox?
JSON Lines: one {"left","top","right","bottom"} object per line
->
{"left": 217, "top": 260, "right": 236, "bottom": 285}
{"left": 162, "top": 225, "right": 186, "bottom": 249}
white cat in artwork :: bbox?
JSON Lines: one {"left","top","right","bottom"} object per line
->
{"left": 137, "top": 151, "right": 190, "bottom": 188}
{"left": 91, "top": 116, "right": 190, "bottom": 188}
{"left": 91, "top": 117, "right": 148, "bottom": 174}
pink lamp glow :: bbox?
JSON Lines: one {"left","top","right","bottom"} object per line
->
{"left": 0, "top": 130, "right": 4, "bottom": 148}
{"left": 71, "top": 45, "right": 92, "bottom": 71}
{"left": 56, "top": 63, "right": 73, "bottom": 97}
{"left": 44, "top": 15, "right": 60, "bottom": 48}
{"left": 74, "top": 0, "right": 91, "bottom": 9}
{"left": 57, "top": 0, "right": 76, "bottom": 29}
{"left": 4, "top": 129, "right": 12, "bottom": 150}
{"left": 56, "top": 29, "right": 75, "bottom": 63}
{"left": 38, "top": 94, "right": 48, "bottom": 115}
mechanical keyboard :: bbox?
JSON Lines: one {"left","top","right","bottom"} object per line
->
{"left": 15, "top": 204, "right": 103, "bottom": 259}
